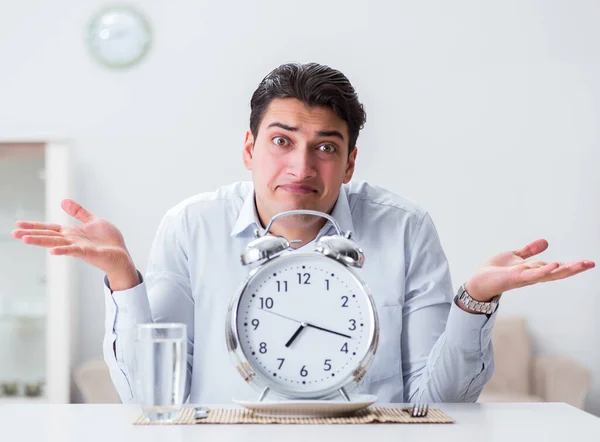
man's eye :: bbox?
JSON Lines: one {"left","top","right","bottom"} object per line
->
{"left": 318, "top": 144, "right": 336, "bottom": 153}
{"left": 272, "top": 137, "right": 289, "bottom": 147}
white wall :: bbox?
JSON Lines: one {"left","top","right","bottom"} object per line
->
{"left": 1, "top": 0, "right": 599, "bottom": 412}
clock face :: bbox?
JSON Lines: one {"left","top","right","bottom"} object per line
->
{"left": 234, "top": 252, "right": 376, "bottom": 397}
{"left": 87, "top": 6, "right": 152, "bottom": 68}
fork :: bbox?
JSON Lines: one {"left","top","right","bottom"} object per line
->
{"left": 194, "top": 406, "right": 210, "bottom": 419}
{"left": 411, "top": 403, "right": 429, "bottom": 418}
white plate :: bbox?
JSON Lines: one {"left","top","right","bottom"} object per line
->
{"left": 232, "top": 394, "right": 377, "bottom": 417}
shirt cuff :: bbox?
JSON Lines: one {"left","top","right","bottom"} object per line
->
{"left": 444, "top": 296, "right": 498, "bottom": 352}
{"left": 104, "top": 272, "right": 152, "bottom": 331}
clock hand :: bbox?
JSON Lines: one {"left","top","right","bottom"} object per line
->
{"left": 257, "top": 308, "right": 302, "bottom": 324}
{"left": 257, "top": 308, "right": 353, "bottom": 339}
{"left": 305, "top": 323, "right": 352, "bottom": 339}
{"left": 285, "top": 322, "right": 307, "bottom": 347}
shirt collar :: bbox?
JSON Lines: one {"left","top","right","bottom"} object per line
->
{"left": 230, "top": 184, "right": 355, "bottom": 239}
{"left": 322, "top": 185, "right": 355, "bottom": 239}
{"left": 230, "top": 186, "right": 262, "bottom": 237}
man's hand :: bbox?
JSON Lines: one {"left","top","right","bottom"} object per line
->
{"left": 465, "top": 239, "right": 595, "bottom": 303}
{"left": 12, "top": 199, "right": 139, "bottom": 291}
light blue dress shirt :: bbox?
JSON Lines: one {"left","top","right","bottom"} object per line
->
{"left": 103, "top": 181, "right": 497, "bottom": 404}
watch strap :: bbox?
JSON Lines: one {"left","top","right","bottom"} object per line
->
{"left": 457, "top": 284, "right": 500, "bottom": 315}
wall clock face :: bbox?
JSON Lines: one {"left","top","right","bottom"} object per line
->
{"left": 87, "top": 6, "right": 152, "bottom": 68}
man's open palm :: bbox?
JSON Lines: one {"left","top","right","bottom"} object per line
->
{"left": 11, "top": 199, "right": 133, "bottom": 276}
{"left": 466, "top": 239, "right": 595, "bottom": 301}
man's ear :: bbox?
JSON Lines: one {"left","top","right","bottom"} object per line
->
{"left": 242, "top": 130, "right": 254, "bottom": 171}
{"left": 343, "top": 147, "right": 358, "bottom": 184}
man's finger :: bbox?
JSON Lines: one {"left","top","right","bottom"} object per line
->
{"left": 61, "top": 199, "right": 95, "bottom": 223}
{"left": 549, "top": 260, "right": 593, "bottom": 274}
{"left": 51, "top": 245, "right": 86, "bottom": 257}
{"left": 51, "top": 245, "right": 104, "bottom": 260}
{"left": 538, "top": 261, "right": 595, "bottom": 283}
{"left": 15, "top": 221, "right": 62, "bottom": 232}
{"left": 523, "top": 261, "right": 548, "bottom": 269}
{"left": 22, "top": 235, "right": 70, "bottom": 248}
{"left": 519, "top": 262, "right": 559, "bottom": 283}
{"left": 12, "top": 229, "right": 62, "bottom": 239}
{"left": 514, "top": 239, "right": 549, "bottom": 260}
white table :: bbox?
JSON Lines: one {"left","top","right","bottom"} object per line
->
{"left": 1, "top": 403, "right": 599, "bottom": 441}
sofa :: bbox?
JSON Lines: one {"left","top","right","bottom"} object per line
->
{"left": 478, "top": 316, "right": 592, "bottom": 409}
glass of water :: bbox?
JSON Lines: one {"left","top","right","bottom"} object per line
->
{"left": 134, "top": 323, "right": 187, "bottom": 422}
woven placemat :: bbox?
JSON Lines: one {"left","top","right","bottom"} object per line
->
{"left": 133, "top": 406, "right": 454, "bottom": 425}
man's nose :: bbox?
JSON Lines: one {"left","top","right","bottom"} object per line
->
{"left": 286, "top": 146, "right": 316, "bottom": 179}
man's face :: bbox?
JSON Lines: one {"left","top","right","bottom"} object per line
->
{"left": 243, "top": 98, "right": 357, "bottom": 231}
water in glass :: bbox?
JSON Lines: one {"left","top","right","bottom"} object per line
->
{"left": 134, "top": 323, "right": 187, "bottom": 422}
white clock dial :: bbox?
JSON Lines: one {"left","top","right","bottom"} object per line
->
{"left": 235, "top": 253, "right": 374, "bottom": 396}
{"left": 87, "top": 6, "right": 152, "bottom": 68}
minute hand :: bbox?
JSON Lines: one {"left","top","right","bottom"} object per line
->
{"left": 306, "top": 323, "right": 352, "bottom": 339}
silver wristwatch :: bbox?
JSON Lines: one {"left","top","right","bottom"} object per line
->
{"left": 456, "top": 284, "right": 501, "bottom": 315}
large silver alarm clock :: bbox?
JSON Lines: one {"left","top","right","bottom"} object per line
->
{"left": 226, "top": 210, "right": 379, "bottom": 402}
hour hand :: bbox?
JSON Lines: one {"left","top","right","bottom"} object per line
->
{"left": 285, "top": 323, "right": 307, "bottom": 347}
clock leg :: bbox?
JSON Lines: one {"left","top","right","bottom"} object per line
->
{"left": 338, "top": 387, "right": 351, "bottom": 402}
{"left": 258, "top": 386, "right": 270, "bottom": 402}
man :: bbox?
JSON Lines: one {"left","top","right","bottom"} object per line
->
{"left": 13, "top": 63, "right": 594, "bottom": 404}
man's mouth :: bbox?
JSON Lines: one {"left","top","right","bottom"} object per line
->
{"left": 278, "top": 184, "right": 317, "bottom": 195}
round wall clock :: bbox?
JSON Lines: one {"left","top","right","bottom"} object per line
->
{"left": 87, "top": 5, "right": 152, "bottom": 69}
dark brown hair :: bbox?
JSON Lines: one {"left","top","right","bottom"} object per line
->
{"left": 250, "top": 63, "right": 367, "bottom": 155}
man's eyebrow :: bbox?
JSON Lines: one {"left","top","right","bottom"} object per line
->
{"left": 267, "top": 122, "right": 297, "bottom": 132}
{"left": 267, "top": 122, "right": 345, "bottom": 141}
{"left": 316, "top": 130, "right": 345, "bottom": 141}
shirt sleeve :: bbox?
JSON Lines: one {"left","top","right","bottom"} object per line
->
{"left": 102, "top": 208, "right": 195, "bottom": 403}
{"left": 401, "top": 212, "right": 497, "bottom": 403}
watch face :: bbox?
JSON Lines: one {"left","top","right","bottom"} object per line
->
{"left": 87, "top": 6, "right": 152, "bottom": 68}
{"left": 232, "top": 252, "right": 377, "bottom": 398}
